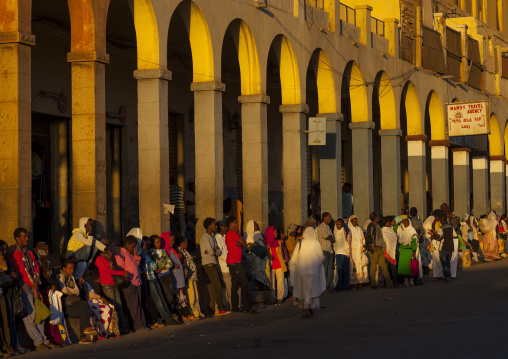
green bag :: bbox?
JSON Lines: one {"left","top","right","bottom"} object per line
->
{"left": 34, "top": 297, "right": 53, "bottom": 324}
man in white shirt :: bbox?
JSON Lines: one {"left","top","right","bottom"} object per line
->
{"left": 333, "top": 218, "right": 350, "bottom": 291}
{"left": 214, "top": 221, "right": 231, "bottom": 310}
{"left": 316, "top": 212, "right": 335, "bottom": 292}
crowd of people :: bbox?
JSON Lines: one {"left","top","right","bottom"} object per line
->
{"left": 0, "top": 200, "right": 507, "bottom": 354}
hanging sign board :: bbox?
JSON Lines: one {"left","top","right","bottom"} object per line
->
{"left": 447, "top": 100, "right": 489, "bottom": 136}
{"left": 308, "top": 117, "right": 326, "bottom": 145}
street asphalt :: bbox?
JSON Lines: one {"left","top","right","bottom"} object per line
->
{"left": 20, "top": 258, "right": 508, "bottom": 359}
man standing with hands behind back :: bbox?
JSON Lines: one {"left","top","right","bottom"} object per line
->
{"left": 200, "top": 218, "right": 229, "bottom": 316}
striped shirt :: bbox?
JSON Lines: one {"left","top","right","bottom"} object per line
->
{"left": 170, "top": 185, "right": 185, "bottom": 211}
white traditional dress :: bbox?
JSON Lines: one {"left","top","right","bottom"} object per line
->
{"left": 289, "top": 227, "right": 326, "bottom": 310}
{"left": 348, "top": 216, "right": 368, "bottom": 284}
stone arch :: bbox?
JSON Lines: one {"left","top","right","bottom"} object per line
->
{"left": 223, "top": 19, "right": 261, "bottom": 96}
{"left": 489, "top": 113, "right": 503, "bottom": 156}
{"left": 132, "top": 0, "right": 161, "bottom": 70}
{"left": 426, "top": 91, "right": 446, "bottom": 141}
{"left": 68, "top": 0, "right": 108, "bottom": 53}
{"left": 344, "top": 61, "right": 368, "bottom": 122}
{"left": 269, "top": 35, "right": 301, "bottom": 105}
{"left": 308, "top": 49, "right": 337, "bottom": 114}
{"left": 401, "top": 81, "right": 422, "bottom": 135}
{"left": 173, "top": 0, "right": 214, "bottom": 82}
{"left": 374, "top": 71, "right": 397, "bottom": 129}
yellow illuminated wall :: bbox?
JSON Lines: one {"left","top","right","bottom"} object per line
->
{"left": 404, "top": 82, "right": 422, "bottom": 135}
{"left": 315, "top": 49, "right": 337, "bottom": 114}
{"left": 428, "top": 91, "right": 446, "bottom": 141}
{"left": 489, "top": 113, "right": 503, "bottom": 156}
{"left": 377, "top": 71, "right": 396, "bottom": 129}
{"left": 237, "top": 20, "right": 261, "bottom": 95}
{"left": 349, "top": 61, "right": 368, "bottom": 122}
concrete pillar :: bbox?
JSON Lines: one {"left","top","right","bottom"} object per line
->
{"left": 238, "top": 94, "right": 269, "bottom": 231}
{"left": 383, "top": 18, "right": 400, "bottom": 57}
{"left": 191, "top": 81, "right": 225, "bottom": 242}
{"left": 354, "top": 5, "right": 372, "bottom": 47}
{"left": 379, "top": 129, "right": 402, "bottom": 216}
{"left": 349, "top": 122, "right": 375, "bottom": 223}
{"left": 280, "top": 104, "right": 309, "bottom": 228}
{"left": 134, "top": 68, "right": 172, "bottom": 237}
{"left": 429, "top": 141, "right": 450, "bottom": 209}
{"left": 67, "top": 52, "right": 109, "bottom": 236}
{"left": 451, "top": 148, "right": 471, "bottom": 216}
{"left": 107, "top": 126, "right": 122, "bottom": 244}
{"left": 0, "top": 27, "right": 35, "bottom": 244}
{"left": 50, "top": 120, "right": 69, "bottom": 253}
{"left": 318, "top": 113, "right": 343, "bottom": 219}
{"left": 456, "top": 24, "right": 469, "bottom": 83}
{"left": 472, "top": 156, "right": 489, "bottom": 216}
{"left": 490, "top": 156, "right": 505, "bottom": 214}
{"left": 406, "top": 136, "right": 427, "bottom": 218}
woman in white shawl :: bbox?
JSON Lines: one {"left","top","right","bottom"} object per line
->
{"left": 381, "top": 217, "right": 398, "bottom": 284}
{"left": 243, "top": 220, "right": 271, "bottom": 287}
{"left": 348, "top": 215, "right": 368, "bottom": 288}
{"left": 289, "top": 227, "right": 325, "bottom": 318}
{"left": 479, "top": 212, "right": 500, "bottom": 260}
{"left": 397, "top": 218, "right": 421, "bottom": 286}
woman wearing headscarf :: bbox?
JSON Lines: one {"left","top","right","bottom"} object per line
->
{"left": 348, "top": 215, "right": 368, "bottom": 288}
{"left": 265, "top": 227, "right": 287, "bottom": 304}
{"left": 243, "top": 220, "right": 271, "bottom": 288}
{"left": 381, "top": 217, "right": 398, "bottom": 285}
{"left": 397, "top": 218, "right": 419, "bottom": 286}
{"left": 479, "top": 212, "right": 500, "bottom": 260}
{"left": 289, "top": 227, "right": 326, "bottom": 318}
{"left": 65, "top": 217, "right": 105, "bottom": 265}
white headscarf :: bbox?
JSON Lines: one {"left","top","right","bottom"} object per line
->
{"left": 397, "top": 220, "right": 417, "bottom": 246}
{"left": 382, "top": 226, "right": 398, "bottom": 263}
{"left": 244, "top": 220, "right": 255, "bottom": 244}
{"left": 348, "top": 215, "right": 363, "bottom": 244}
{"left": 127, "top": 228, "right": 143, "bottom": 248}
{"left": 303, "top": 226, "right": 317, "bottom": 241}
{"left": 423, "top": 216, "right": 435, "bottom": 240}
{"left": 479, "top": 212, "right": 497, "bottom": 234}
{"left": 78, "top": 217, "right": 91, "bottom": 235}
{"left": 244, "top": 220, "right": 265, "bottom": 245}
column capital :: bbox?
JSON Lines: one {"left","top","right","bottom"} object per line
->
{"left": 451, "top": 147, "right": 471, "bottom": 152}
{"left": 349, "top": 121, "right": 375, "bottom": 130}
{"left": 428, "top": 140, "right": 450, "bottom": 147}
{"left": 405, "top": 134, "right": 428, "bottom": 142}
{"left": 67, "top": 51, "right": 110, "bottom": 64}
{"left": 0, "top": 31, "right": 35, "bottom": 46}
{"left": 279, "top": 104, "right": 309, "bottom": 114}
{"left": 238, "top": 94, "right": 270, "bottom": 104}
{"left": 190, "top": 81, "right": 225, "bottom": 92}
{"left": 378, "top": 129, "right": 402, "bottom": 136}
{"left": 490, "top": 155, "right": 505, "bottom": 161}
{"left": 133, "top": 68, "right": 172, "bottom": 81}
{"left": 317, "top": 113, "right": 343, "bottom": 121}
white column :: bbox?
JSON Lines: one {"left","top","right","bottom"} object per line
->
{"left": 318, "top": 113, "right": 343, "bottom": 219}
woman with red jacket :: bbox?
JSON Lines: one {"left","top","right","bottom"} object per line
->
{"left": 95, "top": 247, "right": 129, "bottom": 333}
